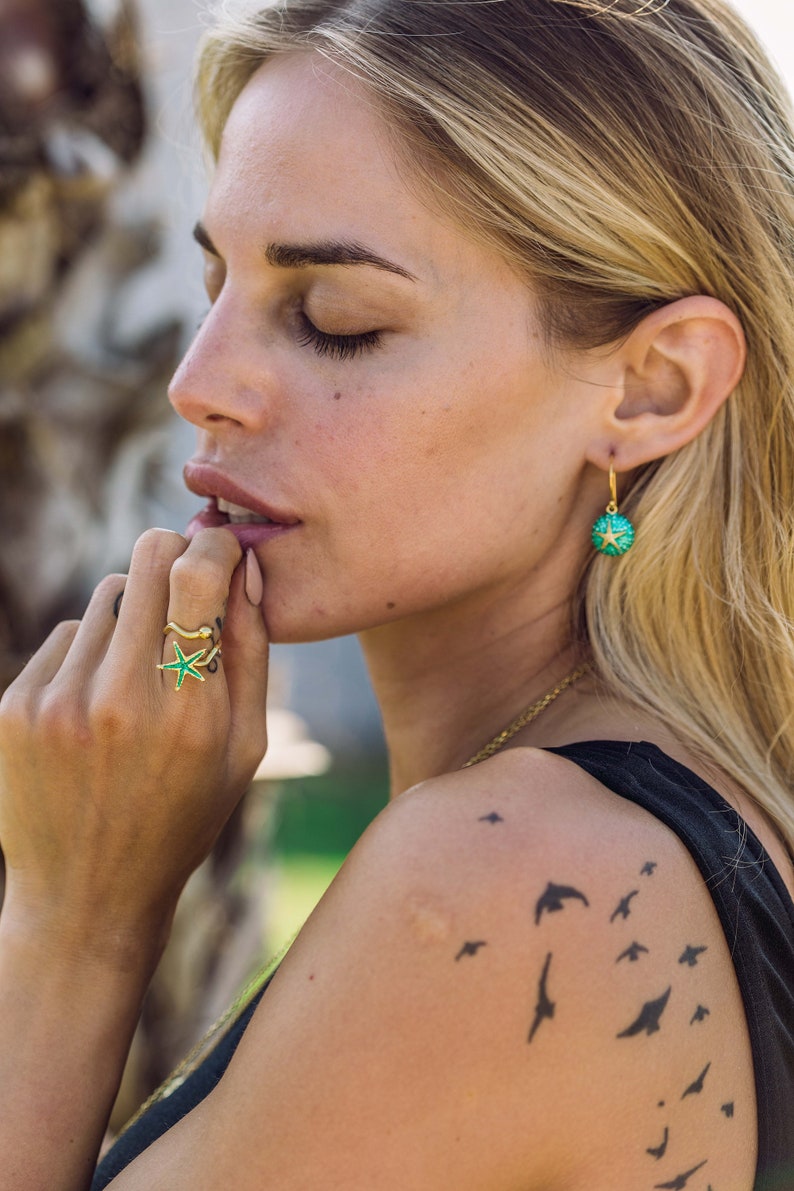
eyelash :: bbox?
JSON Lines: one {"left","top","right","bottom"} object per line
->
{"left": 296, "top": 313, "right": 382, "bottom": 360}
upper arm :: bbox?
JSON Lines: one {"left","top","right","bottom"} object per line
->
{"left": 109, "top": 751, "right": 757, "bottom": 1191}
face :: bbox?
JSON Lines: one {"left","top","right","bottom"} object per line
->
{"left": 171, "top": 52, "right": 601, "bottom": 643}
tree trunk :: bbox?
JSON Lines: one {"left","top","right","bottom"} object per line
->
{"left": 0, "top": 0, "right": 276, "bottom": 1131}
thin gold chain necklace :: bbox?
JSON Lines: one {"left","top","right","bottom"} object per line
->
{"left": 462, "top": 661, "right": 592, "bottom": 767}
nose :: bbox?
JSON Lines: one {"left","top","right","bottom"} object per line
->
{"left": 168, "top": 296, "right": 274, "bottom": 433}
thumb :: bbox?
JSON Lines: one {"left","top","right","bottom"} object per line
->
{"left": 222, "top": 549, "right": 269, "bottom": 778}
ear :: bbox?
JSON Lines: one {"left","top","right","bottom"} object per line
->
{"left": 586, "top": 295, "right": 746, "bottom": 470}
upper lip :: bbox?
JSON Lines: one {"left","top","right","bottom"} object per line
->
{"left": 183, "top": 462, "right": 301, "bottom": 525}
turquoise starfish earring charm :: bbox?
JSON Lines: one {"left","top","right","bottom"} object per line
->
{"left": 591, "top": 459, "right": 635, "bottom": 556}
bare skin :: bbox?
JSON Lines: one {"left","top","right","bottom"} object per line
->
{"left": 0, "top": 49, "right": 785, "bottom": 1191}
{"left": 0, "top": 527, "right": 268, "bottom": 1189}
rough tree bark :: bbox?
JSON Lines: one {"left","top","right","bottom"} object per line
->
{"left": 0, "top": 0, "right": 276, "bottom": 1130}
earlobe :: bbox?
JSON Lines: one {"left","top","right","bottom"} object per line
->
{"left": 592, "top": 295, "right": 746, "bottom": 470}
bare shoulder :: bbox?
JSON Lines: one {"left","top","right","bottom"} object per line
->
{"left": 112, "top": 747, "right": 757, "bottom": 1191}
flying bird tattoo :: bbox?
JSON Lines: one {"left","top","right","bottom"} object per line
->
{"left": 617, "top": 986, "right": 672, "bottom": 1038}
{"left": 455, "top": 941, "right": 487, "bottom": 961}
{"left": 534, "top": 881, "right": 590, "bottom": 925}
{"left": 610, "top": 890, "right": 639, "bottom": 922}
{"left": 478, "top": 812, "right": 504, "bottom": 824}
{"left": 682, "top": 1062, "right": 711, "bottom": 1098}
{"left": 528, "top": 952, "right": 555, "bottom": 1043}
{"left": 616, "top": 941, "right": 649, "bottom": 963}
{"left": 646, "top": 1126, "right": 669, "bottom": 1160}
{"left": 654, "top": 1159, "right": 708, "bottom": 1189}
{"left": 679, "top": 945, "right": 708, "bottom": 967}
{"left": 690, "top": 1004, "right": 710, "bottom": 1024}
{"left": 641, "top": 861, "right": 658, "bottom": 876}
{"left": 721, "top": 1101, "right": 735, "bottom": 1118}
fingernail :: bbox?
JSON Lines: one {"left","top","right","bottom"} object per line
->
{"left": 245, "top": 549, "right": 263, "bottom": 606}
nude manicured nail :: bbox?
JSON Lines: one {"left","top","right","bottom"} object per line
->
{"left": 245, "top": 549, "right": 263, "bottom": 606}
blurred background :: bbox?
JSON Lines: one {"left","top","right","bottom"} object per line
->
{"left": 0, "top": 0, "right": 790, "bottom": 1128}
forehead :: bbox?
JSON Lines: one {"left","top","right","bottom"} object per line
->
{"left": 205, "top": 49, "right": 538, "bottom": 307}
{"left": 208, "top": 52, "right": 423, "bottom": 250}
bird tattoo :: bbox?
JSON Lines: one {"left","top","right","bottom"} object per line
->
{"left": 534, "top": 881, "right": 590, "bottom": 925}
{"left": 681, "top": 1062, "right": 711, "bottom": 1098}
{"left": 455, "top": 941, "right": 487, "bottom": 961}
{"left": 679, "top": 944, "right": 708, "bottom": 967}
{"left": 641, "top": 861, "right": 658, "bottom": 876}
{"left": 528, "top": 952, "right": 555, "bottom": 1043}
{"left": 646, "top": 1127, "right": 669, "bottom": 1160}
{"left": 478, "top": 812, "right": 504, "bottom": 824}
{"left": 617, "top": 986, "right": 672, "bottom": 1038}
{"left": 616, "top": 941, "right": 649, "bottom": 963}
{"left": 610, "top": 890, "right": 639, "bottom": 922}
{"left": 654, "top": 1159, "right": 708, "bottom": 1189}
{"left": 721, "top": 1101, "right": 735, "bottom": 1118}
{"left": 690, "top": 1004, "right": 710, "bottom": 1024}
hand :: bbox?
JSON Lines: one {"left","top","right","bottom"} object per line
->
{"left": 0, "top": 528, "right": 269, "bottom": 965}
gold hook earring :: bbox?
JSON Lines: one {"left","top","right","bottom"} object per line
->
{"left": 591, "top": 459, "right": 635, "bottom": 556}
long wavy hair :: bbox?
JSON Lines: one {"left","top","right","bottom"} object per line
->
{"left": 196, "top": 0, "right": 794, "bottom": 851}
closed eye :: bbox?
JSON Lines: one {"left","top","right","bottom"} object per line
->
{"left": 296, "top": 312, "right": 382, "bottom": 360}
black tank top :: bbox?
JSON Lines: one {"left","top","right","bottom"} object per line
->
{"left": 93, "top": 741, "right": 794, "bottom": 1190}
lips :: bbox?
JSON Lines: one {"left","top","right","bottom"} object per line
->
{"left": 183, "top": 462, "right": 301, "bottom": 547}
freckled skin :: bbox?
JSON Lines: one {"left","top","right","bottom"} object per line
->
{"left": 169, "top": 54, "right": 612, "bottom": 647}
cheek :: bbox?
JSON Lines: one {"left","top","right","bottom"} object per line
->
{"left": 320, "top": 399, "right": 462, "bottom": 497}
{"left": 316, "top": 402, "right": 510, "bottom": 545}
{"left": 304, "top": 343, "right": 555, "bottom": 524}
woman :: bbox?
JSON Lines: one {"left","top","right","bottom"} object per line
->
{"left": 0, "top": 0, "right": 792, "bottom": 1186}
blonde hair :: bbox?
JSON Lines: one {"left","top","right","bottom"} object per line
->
{"left": 196, "top": 0, "right": 794, "bottom": 850}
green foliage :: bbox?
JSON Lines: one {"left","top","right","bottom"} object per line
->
{"left": 271, "top": 765, "right": 389, "bottom": 857}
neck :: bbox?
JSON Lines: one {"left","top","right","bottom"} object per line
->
{"left": 359, "top": 582, "right": 583, "bottom": 796}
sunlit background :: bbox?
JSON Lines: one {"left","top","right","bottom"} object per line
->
{"left": 733, "top": 0, "right": 793, "bottom": 86}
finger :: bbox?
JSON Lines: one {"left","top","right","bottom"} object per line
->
{"left": 49, "top": 575, "right": 128, "bottom": 690}
{"left": 5, "top": 620, "right": 80, "bottom": 692}
{"left": 110, "top": 528, "right": 190, "bottom": 664}
{"left": 156, "top": 528, "right": 243, "bottom": 696}
{"left": 222, "top": 553, "right": 269, "bottom": 775}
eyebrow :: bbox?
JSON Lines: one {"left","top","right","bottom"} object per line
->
{"left": 192, "top": 221, "right": 416, "bottom": 282}
{"left": 265, "top": 240, "right": 417, "bottom": 282}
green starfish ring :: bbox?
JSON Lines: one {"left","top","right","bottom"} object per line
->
{"left": 157, "top": 641, "right": 208, "bottom": 690}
